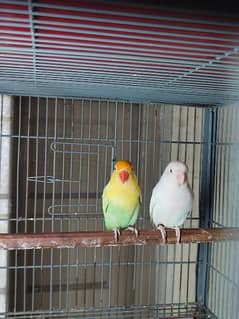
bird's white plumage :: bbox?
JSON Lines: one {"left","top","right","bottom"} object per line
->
{"left": 150, "top": 161, "right": 193, "bottom": 229}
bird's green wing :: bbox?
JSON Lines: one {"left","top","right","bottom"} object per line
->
{"left": 128, "top": 195, "right": 141, "bottom": 226}
{"left": 102, "top": 185, "right": 109, "bottom": 216}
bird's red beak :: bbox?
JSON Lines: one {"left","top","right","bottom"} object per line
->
{"left": 119, "top": 170, "right": 129, "bottom": 183}
{"left": 177, "top": 172, "right": 187, "bottom": 185}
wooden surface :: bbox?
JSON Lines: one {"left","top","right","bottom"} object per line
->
{"left": 0, "top": 228, "right": 238, "bottom": 250}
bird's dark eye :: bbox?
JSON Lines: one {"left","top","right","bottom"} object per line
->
{"left": 169, "top": 169, "right": 172, "bottom": 173}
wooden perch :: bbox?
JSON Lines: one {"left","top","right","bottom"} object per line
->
{"left": 0, "top": 228, "right": 238, "bottom": 250}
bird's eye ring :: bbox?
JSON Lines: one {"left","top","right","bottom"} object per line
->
{"left": 169, "top": 169, "right": 172, "bottom": 173}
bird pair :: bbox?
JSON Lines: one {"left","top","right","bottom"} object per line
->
{"left": 102, "top": 160, "right": 193, "bottom": 243}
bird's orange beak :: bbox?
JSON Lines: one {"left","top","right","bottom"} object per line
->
{"left": 177, "top": 172, "right": 187, "bottom": 185}
{"left": 119, "top": 170, "right": 129, "bottom": 183}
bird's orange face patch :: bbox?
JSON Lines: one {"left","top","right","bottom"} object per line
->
{"left": 114, "top": 160, "right": 133, "bottom": 172}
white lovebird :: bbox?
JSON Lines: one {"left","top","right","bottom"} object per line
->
{"left": 149, "top": 161, "right": 193, "bottom": 243}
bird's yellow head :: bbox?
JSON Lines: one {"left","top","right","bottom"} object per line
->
{"left": 114, "top": 160, "right": 133, "bottom": 184}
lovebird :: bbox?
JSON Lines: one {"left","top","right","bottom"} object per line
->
{"left": 149, "top": 161, "right": 193, "bottom": 243}
{"left": 102, "top": 160, "right": 142, "bottom": 240}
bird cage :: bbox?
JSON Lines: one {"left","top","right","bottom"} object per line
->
{"left": 0, "top": 1, "right": 239, "bottom": 319}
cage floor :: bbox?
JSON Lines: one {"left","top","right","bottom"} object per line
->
{"left": 1, "top": 304, "right": 215, "bottom": 319}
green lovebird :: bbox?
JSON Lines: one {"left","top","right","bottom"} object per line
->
{"left": 102, "top": 160, "right": 142, "bottom": 240}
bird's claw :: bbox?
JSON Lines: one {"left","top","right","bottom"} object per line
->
{"left": 175, "top": 227, "right": 181, "bottom": 243}
{"left": 157, "top": 224, "right": 166, "bottom": 243}
{"left": 127, "top": 226, "right": 138, "bottom": 238}
{"left": 113, "top": 229, "right": 121, "bottom": 241}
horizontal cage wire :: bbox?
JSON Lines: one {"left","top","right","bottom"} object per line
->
{"left": 0, "top": 95, "right": 238, "bottom": 319}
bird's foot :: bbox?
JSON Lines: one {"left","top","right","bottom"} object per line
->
{"left": 113, "top": 229, "right": 121, "bottom": 241}
{"left": 126, "top": 226, "right": 138, "bottom": 238}
{"left": 157, "top": 224, "right": 166, "bottom": 243}
{"left": 174, "top": 226, "right": 181, "bottom": 243}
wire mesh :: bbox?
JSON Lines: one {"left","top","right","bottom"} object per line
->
{"left": 207, "top": 106, "right": 239, "bottom": 319}
{"left": 0, "top": 95, "right": 206, "bottom": 318}
{"left": 1, "top": 96, "right": 205, "bottom": 233}
{"left": 1, "top": 1, "right": 239, "bottom": 104}
{"left": 0, "top": 95, "right": 238, "bottom": 318}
